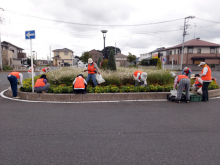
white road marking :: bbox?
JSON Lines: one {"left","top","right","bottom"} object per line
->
{"left": 0, "top": 89, "right": 167, "bottom": 104}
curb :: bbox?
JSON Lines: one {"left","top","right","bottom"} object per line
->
{"left": 4, "top": 88, "right": 220, "bottom": 102}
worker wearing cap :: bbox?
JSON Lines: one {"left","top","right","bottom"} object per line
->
{"left": 182, "top": 67, "right": 192, "bottom": 78}
{"left": 7, "top": 72, "right": 23, "bottom": 99}
{"left": 198, "top": 62, "right": 212, "bottom": 102}
{"left": 173, "top": 72, "right": 190, "bottom": 103}
{"left": 84, "top": 58, "right": 100, "bottom": 87}
{"left": 133, "top": 70, "right": 147, "bottom": 86}
{"left": 191, "top": 74, "right": 203, "bottom": 95}
{"left": 41, "top": 67, "right": 50, "bottom": 74}
{"left": 28, "top": 65, "right": 36, "bottom": 78}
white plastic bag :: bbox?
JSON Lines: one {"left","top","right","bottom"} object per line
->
{"left": 96, "top": 74, "right": 105, "bottom": 84}
{"left": 170, "top": 89, "right": 177, "bottom": 97}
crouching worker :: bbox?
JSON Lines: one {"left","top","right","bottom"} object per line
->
{"left": 34, "top": 74, "right": 50, "bottom": 93}
{"left": 133, "top": 70, "right": 147, "bottom": 86}
{"left": 73, "top": 74, "right": 87, "bottom": 94}
{"left": 173, "top": 73, "right": 191, "bottom": 103}
{"left": 7, "top": 72, "right": 23, "bottom": 99}
{"left": 191, "top": 74, "right": 203, "bottom": 95}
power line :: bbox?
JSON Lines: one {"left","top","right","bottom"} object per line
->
{"left": 5, "top": 9, "right": 184, "bottom": 27}
{"left": 196, "top": 17, "right": 220, "bottom": 24}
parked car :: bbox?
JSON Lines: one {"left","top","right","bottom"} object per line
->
{"left": 23, "top": 64, "right": 30, "bottom": 68}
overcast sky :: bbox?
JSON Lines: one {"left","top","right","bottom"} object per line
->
{"left": 1, "top": 0, "right": 220, "bottom": 60}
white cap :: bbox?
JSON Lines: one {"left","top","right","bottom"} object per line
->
{"left": 88, "top": 58, "right": 93, "bottom": 63}
{"left": 198, "top": 62, "right": 206, "bottom": 66}
{"left": 140, "top": 72, "right": 147, "bottom": 80}
{"left": 171, "top": 72, "right": 176, "bottom": 77}
{"left": 184, "top": 67, "right": 187, "bottom": 70}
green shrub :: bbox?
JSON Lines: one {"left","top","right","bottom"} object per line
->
{"left": 3, "top": 65, "right": 13, "bottom": 71}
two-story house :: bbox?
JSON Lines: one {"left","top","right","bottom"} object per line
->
{"left": 161, "top": 38, "right": 220, "bottom": 65}
{"left": 52, "top": 48, "right": 74, "bottom": 66}
{"left": 1, "top": 41, "right": 27, "bottom": 67}
{"left": 115, "top": 54, "right": 131, "bottom": 67}
{"left": 89, "top": 49, "right": 103, "bottom": 64}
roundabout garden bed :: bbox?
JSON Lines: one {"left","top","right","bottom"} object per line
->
{"left": 20, "top": 67, "right": 219, "bottom": 94}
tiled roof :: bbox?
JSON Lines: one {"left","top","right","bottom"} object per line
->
{"left": 163, "top": 39, "right": 220, "bottom": 50}
{"left": 1, "top": 41, "right": 24, "bottom": 50}
{"left": 115, "top": 54, "right": 127, "bottom": 58}
{"left": 52, "top": 48, "right": 74, "bottom": 52}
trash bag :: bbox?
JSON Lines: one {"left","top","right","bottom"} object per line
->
{"left": 170, "top": 89, "right": 177, "bottom": 97}
{"left": 96, "top": 74, "right": 105, "bottom": 84}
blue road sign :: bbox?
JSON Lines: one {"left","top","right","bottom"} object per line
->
{"left": 25, "top": 30, "right": 35, "bottom": 39}
{"left": 164, "top": 58, "right": 167, "bottom": 62}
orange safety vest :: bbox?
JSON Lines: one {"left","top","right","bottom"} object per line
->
{"left": 88, "top": 63, "right": 96, "bottom": 74}
{"left": 177, "top": 75, "right": 189, "bottom": 82}
{"left": 212, "top": 77, "right": 217, "bottom": 84}
{"left": 28, "top": 67, "right": 33, "bottom": 73}
{"left": 201, "top": 65, "right": 211, "bottom": 81}
{"left": 9, "top": 72, "right": 20, "bottom": 79}
{"left": 34, "top": 78, "right": 46, "bottom": 87}
{"left": 133, "top": 70, "right": 143, "bottom": 80}
{"left": 42, "top": 68, "right": 46, "bottom": 72}
{"left": 184, "top": 68, "right": 191, "bottom": 74}
{"left": 195, "top": 77, "right": 203, "bottom": 88}
{"left": 74, "top": 77, "right": 85, "bottom": 89}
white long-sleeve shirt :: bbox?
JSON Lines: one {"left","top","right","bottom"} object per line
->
{"left": 18, "top": 73, "right": 23, "bottom": 86}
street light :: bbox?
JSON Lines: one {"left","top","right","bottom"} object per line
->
{"left": 101, "top": 30, "right": 108, "bottom": 59}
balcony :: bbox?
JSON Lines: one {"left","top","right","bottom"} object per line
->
{"left": 18, "top": 53, "right": 26, "bottom": 58}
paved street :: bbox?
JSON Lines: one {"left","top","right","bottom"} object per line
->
{"left": 0, "top": 71, "right": 220, "bottom": 164}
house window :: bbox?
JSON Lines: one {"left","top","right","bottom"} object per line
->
{"left": 188, "top": 48, "right": 193, "bottom": 53}
{"left": 197, "top": 48, "right": 201, "bottom": 53}
{"left": 174, "top": 50, "right": 176, "bottom": 54}
{"left": 62, "top": 60, "right": 64, "bottom": 63}
{"left": 169, "top": 51, "right": 172, "bottom": 55}
{"left": 95, "top": 55, "right": 97, "bottom": 58}
{"left": 178, "top": 50, "right": 180, "bottom": 54}
{"left": 64, "top": 52, "right": 68, "bottom": 55}
{"left": 210, "top": 48, "right": 215, "bottom": 53}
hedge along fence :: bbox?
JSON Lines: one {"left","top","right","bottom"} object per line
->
{"left": 45, "top": 67, "right": 174, "bottom": 87}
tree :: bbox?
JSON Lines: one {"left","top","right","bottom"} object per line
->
{"left": 80, "top": 52, "right": 91, "bottom": 63}
{"left": 127, "top": 53, "right": 136, "bottom": 64}
{"left": 157, "top": 58, "right": 162, "bottom": 69}
{"left": 97, "top": 56, "right": 102, "bottom": 68}
{"left": 27, "top": 58, "right": 35, "bottom": 66}
{"left": 107, "top": 49, "right": 116, "bottom": 71}
{"left": 101, "top": 59, "right": 108, "bottom": 70}
{"left": 102, "top": 46, "right": 121, "bottom": 59}
{"left": 141, "top": 59, "right": 147, "bottom": 66}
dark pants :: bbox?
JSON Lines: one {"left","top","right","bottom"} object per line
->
{"left": 7, "top": 75, "right": 18, "bottom": 97}
{"left": 202, "top": 82, "right": 210, "bottom": 101}
{"left": 73, "top": 84, "right": 87, "bottom": 94}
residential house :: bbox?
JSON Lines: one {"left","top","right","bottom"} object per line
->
{"left": 52, "top": 48, "right": 74, "bottom": 66}
{"left": 1, "top": 41, "right": 27, "bottom": 67}
{"left": 115, "top": 54, "right": 130, "bottom": 67}
{"left": 89, "top": 49, "right": 103, "bottom": 64}
{"left": 35, "top": 60, "right": 49, "bottom": 65}
{"left": 161, "top": 38, "right": 220, "bottom": 65}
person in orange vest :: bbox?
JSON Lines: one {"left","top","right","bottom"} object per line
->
{"left": 84, "top": 58, "right": 100, "bottom": 87}
{"left": 173, "top": 72, "right": 191, "bottom": 103}
{"left": 41, "top": 67, "right": 50, "bottom": 74}
{"left": 73, "top": 74, "right": 87, "bottom": 94}
{"left": 7, "top": 72, "right": 23, "bottom": 98}
{"left": 211, "top": 77, "right": 217, "bottom": 84}
{"left": 133, "top": 70, "right": 147, "bottom": 86}
{"left": 191, "top": 74, "right": 203, "bottom": 95}
{"left": 28, "top": 65, "right": 36, "bottom": 78}
{"left": 198, "top": 62, "right": 212, "bottom": 102}
{"left": 182, "top": 67, "right": 192, "bottom": 78}
{"left": 34, "top": 74, "right": 50, "bottom": 93}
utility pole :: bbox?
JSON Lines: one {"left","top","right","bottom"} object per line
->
{"left": 115, "top": 42, "right": 116, "bottom": 62}
{"left": 0, "top": 8, "right": 4, "bottom": 71}
{"left": 50, "top": 46, "right": 51, "bottom": 66}
{"left": 180, "top": 16, "right": 195, "bottom": 70}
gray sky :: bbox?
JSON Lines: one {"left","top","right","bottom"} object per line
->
{"left": 1, "top": 0, "right": 220, "bottom": 59}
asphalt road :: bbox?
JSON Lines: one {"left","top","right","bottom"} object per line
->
{"left": 0, "top": 71, "right": 220, "bottom": 165}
